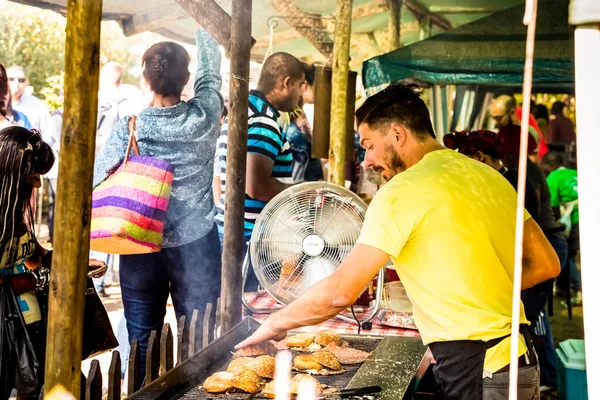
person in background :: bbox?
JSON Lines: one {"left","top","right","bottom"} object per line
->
{"left": 0, "top": 126, "right": 107, "bottom": 399}
{"left": 6, "top": 65, "right": 54, "bottom": 142}
{"left": 532, "top": 101, "right": 550, "bottom": 142}
{"left": 547, "top": 101, "right": 576, "bottom": 151}
{"left": 212, "top": 106, "right": 228, "bottom": 208}
{"left": 0, "top": 63, "right": 13, "bottom": 129}
{"left": 239, "top": 84, "right": 560, "bottom": 399}
{"left": 94, "top": 29, "right": 223, "bottom": 377}
{"left": 444, "top": 129, "right": 561, "bottom": 391}
{"left": 215, "top": 52, "right": 305, "bottom": 291}
{"left": 489, "top": 94, "right": 548, "bottom": 160}
{"left": 541, "top": 151, "right": 581, "bottom": 306}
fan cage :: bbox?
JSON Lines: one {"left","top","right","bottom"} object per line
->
{"left": 250, "top": 182, "right": 368, "bottom": 305}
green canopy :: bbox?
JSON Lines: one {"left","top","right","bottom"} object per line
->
{"left": 362, "top": 0, "right": 574, "bottom": 90}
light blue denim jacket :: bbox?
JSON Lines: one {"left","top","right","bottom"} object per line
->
{"left": 93, "top": 30, "right": 223, "bottom": 248}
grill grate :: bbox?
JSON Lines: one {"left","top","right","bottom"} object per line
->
{"left": 175, "top": 338, "right": 382, "bottom": 399}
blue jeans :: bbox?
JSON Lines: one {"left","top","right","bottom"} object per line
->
{"left": 120, "top": 224, "right": 222, "bottom": 376}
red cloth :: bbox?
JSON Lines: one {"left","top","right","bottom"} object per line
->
{"left": 516, "top": 107, "right": 548, "bottom": 159}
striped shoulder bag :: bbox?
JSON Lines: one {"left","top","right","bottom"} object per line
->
{"left": 90, "top": 116, "right": 174, "bottom": 254}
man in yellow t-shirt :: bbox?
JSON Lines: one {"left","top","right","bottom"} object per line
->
{"left": 238, "top": 84, "right": 560, "bottom": 399}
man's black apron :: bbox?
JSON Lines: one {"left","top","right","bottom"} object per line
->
{"left": 428, "top": 326, "right": 537, "bottom": 400}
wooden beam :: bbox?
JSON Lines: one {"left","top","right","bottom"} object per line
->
{"left": 328, "top": 0, "right": 353, "bottom": 185}
{"left": 44, "top": 0, "right": 102, "bottom": 395}
{"left": 174, "top": 0, "right": 255, "bottom": 51}
{"left": 352, "top": 0, "right": 388, "bottom": 20}
{"left": 404, "top": 0, "right": 452, "bottom": 31}
{"left": 266, "top": 0, "right": 334, "bottom": 57}
{"left": 221, "top": 0, "right": 252, "bottom": 333}
{"left": 428, "top": 5, "right": 506, "bottom": 14}
{"left": 122, "top": 5, "right": 188, "bottom": 37}
{"left": 387, "top": 0, "right": 401, "bottom": 51}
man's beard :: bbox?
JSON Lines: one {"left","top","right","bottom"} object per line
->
{"left": 375, "top": 145, "right": 406, "bottom": 179}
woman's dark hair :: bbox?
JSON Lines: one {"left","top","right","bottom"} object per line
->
{"left": 142, "top": 42, "right": 190, "bottom": 97}
{"left": 0, "top": 126, "right": 55, "bottom": 262}
{"left": 551, "top": 101, "right": 566, "bottom": 116}
{"left": 533, "top": 103, "right": 549, "bottom": 121}
{"left": 443, "top": 130, "right": 506, "bottom": 160}
{"left": 0, "top": 63, "right": 8, "bottom": 117}
{"left": 304, "top": 63, "right": 316, "bottom": 86}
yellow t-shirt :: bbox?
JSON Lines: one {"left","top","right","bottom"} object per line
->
{"left": 357, "top": 149, "right": 528, "bottom": 374}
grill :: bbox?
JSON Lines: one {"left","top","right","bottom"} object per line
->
{"left": 129, "top": 318, "right": 430, "bottom": 400}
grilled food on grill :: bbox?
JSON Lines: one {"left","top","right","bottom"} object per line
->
{"left": 287, "top": 332, "right": 316, "bottom": 348}
{"left": 314, "top": 330, "right": 342, "bottom": 347}
{"left": 203, "top": 371, "right": 236, "bottom": 393}
{"left": 293, "top": 354, "right": 323, "bottom": 371}
{"left": 325, "top": 344, "right": 372, "bottom": 365}
{"left": 227, "top": 357, "right": 253, "bottom": 372}
{"left": 232, "top": 341, "right": 277, "bottom": 358}
{"left": 232, "top": 367, "right": 263, "bottom": 394}
{"left": 312, "top": 351, "right": 342, "bottom": 371}
{"left": 248, "top": 355, "right": 276, "bottom": 379}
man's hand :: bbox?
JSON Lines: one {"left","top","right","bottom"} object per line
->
{"left": 88, "top": 259, "right": 108, "bottom": 279}
{"left": 235, "top": 316, "right": 287, "bottom": 349}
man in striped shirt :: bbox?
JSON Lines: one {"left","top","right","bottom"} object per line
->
{"left": 215, "top": 53, "right": 306, "bottom": 290}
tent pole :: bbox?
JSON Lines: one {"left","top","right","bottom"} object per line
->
{"left": 573, "top": 23, "right": 600, "bottom": 398}
{"left": 328, "top": 0, "right": 353, "bottom": 186}
{"left": 221, "top": 0, "right": 252, "bottom": 332}
{"left": 509, "top": 0, "right": 538, "bottom": 398}
{"left": 44, "top": 0, "right": 103, "bottom": 395}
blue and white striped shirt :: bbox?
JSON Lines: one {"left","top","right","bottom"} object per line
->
{"left": 215, "top": 90, "right": 293, "bottom": 239}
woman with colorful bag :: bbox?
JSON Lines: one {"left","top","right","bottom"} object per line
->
{"left": 93, "top": 29, "right": 223, "bottom": 376}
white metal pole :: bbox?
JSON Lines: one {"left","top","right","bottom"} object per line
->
{"left": 509, "top": 0, "right": 537, "bottom": 398}
{"left": 574, "top": 23, "right": 600, "bottom": 400}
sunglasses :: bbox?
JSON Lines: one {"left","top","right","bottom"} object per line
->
{"left": 9, "top": 77, "right": 26, "bottom": 83}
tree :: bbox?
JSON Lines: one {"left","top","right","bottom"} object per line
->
{"left": 0, "top": 2, "right": 145, "bottom": 109}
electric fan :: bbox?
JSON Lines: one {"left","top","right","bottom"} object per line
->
{"left": 241, "top": 182, "right": 384, "bottom": 325}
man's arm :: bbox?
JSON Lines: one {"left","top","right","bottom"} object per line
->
{"left": 522, "top": 218, "right": 561, "bottom": 289}
{"left": 246, "top": 154, "right": 291, "bottom": 201}
{"left": 236, "top": 244, "right": 390, "bottom": 348}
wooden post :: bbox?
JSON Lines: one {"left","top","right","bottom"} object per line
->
{"left": 107, "top": 351, "right": 121, "bottom": 400}
{"left": 202, "top": 302, "right": 215, "bottom": 348}
{"left": 387, "top": 0, "right": 401, "bottom": 51}
{"left": 145, "top": 330, "right": 160, "bottom": 386}
{"left": 160, "top": 323, "right": 174, "bottom": 376}
{"left": 44, "top": 0, "right": 102, "bottom": 395}
{"left": 189, "top": 308, "right": 199, "bottom": 356}
{"left": 328, "top": 0, "right": 354, "bottom": 185}
{"left": 85, "top": 360, "right": 102, "bottom": 400}
{"left": 345, "top": 71, "right": 358, "bottom": 159}
{"left": 127, "top": 339, "right": 141, "bottom": 395}
{"left": 177, "top": 315, "right": 187, "bottom": 365}
{"left": 312, "top": 66, "right": 333, "bottom": 159}
{"left": 221, "top": 0, "right": 252, "bottom": 333}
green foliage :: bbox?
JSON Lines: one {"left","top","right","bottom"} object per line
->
{"left": 0, "top": 2, "right": 141, "bottom": 109}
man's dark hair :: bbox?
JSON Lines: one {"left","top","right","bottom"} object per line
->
{"left": 551, "top": 101, "right": 566, "bottom": 116}
{"left": 258, "top": 52, "right": 305, "bottom": 93}
{"left": 355, "top": 83, "right": 436, "bottom": 140}
{"left": 541, "top": 151, "right": 564, "bottom": 169}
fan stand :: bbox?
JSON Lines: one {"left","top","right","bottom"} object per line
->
{"left": 241, "top": 244, "right": 385, "bottom": 327}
